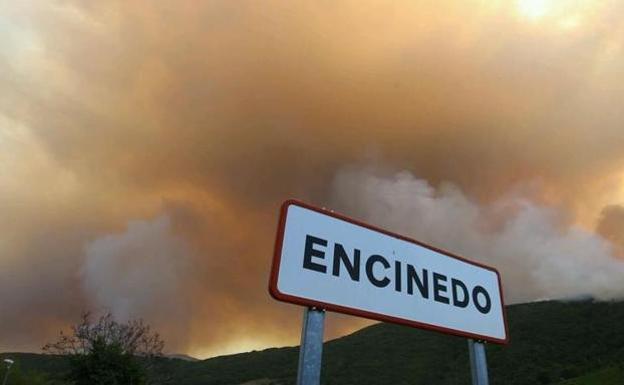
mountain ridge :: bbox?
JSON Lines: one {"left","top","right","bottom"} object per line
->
{"left": 2, "top": 299, "right": 624, "bottom": 384}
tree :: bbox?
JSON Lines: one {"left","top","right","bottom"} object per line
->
{"left": 44, "top": 312, "right": 165, "bottom": 385}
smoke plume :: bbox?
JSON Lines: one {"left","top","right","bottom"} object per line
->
{"left": 82, "top": 215, "right": 193, "bottom": 349}
{"left": 1, "top": 1, "right": 624, "bottom": 357}
{"left": 596, "top": 205, "right": 624, "bottom": 258}
{"left": 331, "top": 168, "right": 624, "bottom": 303}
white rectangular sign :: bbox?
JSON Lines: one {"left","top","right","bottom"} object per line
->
{"left": 269, "top": 200, "right": 508, "bottom": 344}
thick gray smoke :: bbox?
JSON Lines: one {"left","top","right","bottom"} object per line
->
{"left": 332, "top": 168, "right": 624, "bottom": 303}
{"left": 82, "top": 215, "right": 194, "bottom": 349}
{"left": 597, "top": 205, "right": 624, "bottom": 258}
{"left": 3, "top": 0, "right": 624, "bottom": 356}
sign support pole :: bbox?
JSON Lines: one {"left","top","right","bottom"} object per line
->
{"left": 468, "top": 339, "right": 490, "bottom": 385}
{"left": 296, "top": 307, "right": 325, "bottom": 385}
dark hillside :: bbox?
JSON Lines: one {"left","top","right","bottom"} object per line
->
{"left": 2, "top": 300, "right": 624, "bottom": 384}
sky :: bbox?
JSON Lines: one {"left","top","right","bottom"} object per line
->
{"left": 1, "top": 0, "right": 624, "bottom": 358}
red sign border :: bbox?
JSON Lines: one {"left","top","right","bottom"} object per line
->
{"left": 269, "top": 199, "right": 509, "bottom": 345}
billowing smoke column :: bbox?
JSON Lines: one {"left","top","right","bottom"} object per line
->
{"left": 597, "top": 205, "right": 624, "bottom": 258}
{"left": 331, "top": 168, "right": 624, "bottom": 303}
{"left": 2, "top": 0, "right": 624, "bottom": 357}
{"left": 82, "top": 215, "right": 193, "bottom": 340}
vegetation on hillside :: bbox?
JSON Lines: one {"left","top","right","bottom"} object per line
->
{"left": 40, "top": 312, "right": 165, "bottom": 384}
{"left": 2, "top": 300, "right": 624, "bottom": 385}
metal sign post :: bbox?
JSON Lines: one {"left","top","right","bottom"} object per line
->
{"left": 468, "top": 339, "right": 489, "bottom": 385}
{"left": 296, "top": 307, "right": 326, "bottom": 385}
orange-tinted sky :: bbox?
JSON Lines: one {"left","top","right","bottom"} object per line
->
{"left": 2, "top": 0, "right": 624, "bottom": 358}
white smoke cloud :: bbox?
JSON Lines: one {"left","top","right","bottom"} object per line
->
{"left": 331, "top": 168, "right": 624, "bottom": 303}
{"left": 81, "top": 215, "right": 193, "bottom": 331}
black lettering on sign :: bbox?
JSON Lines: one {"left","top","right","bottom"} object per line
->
{"left": 303, "top": 235, "right": 327, "bottom": 273}
{"left": 406, "top": 265, "right": 429, "bottom": 298}
{"left": 366, "top": 254, "right": 391, "bottom": 288}
{"left": 472, "top": 285, "right": 492, "bottom": 314}
{"left": 394, "top": 260, "right": 402, "bottom": 292}
{"left": 451, "top": 278, "right": 469, "bottom": 308}
{"left": 299, "top": 234, "right": 496, "bottom": 317}
{"left": 332, "top": 243, "right": 360, "bottom": 281}
{"left": 433, "top": 273, "right": 449, "bottom": 304}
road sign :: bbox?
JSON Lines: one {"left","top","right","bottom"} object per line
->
{"left": 269, "top": 200, "right": 508, "bottom": 344}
